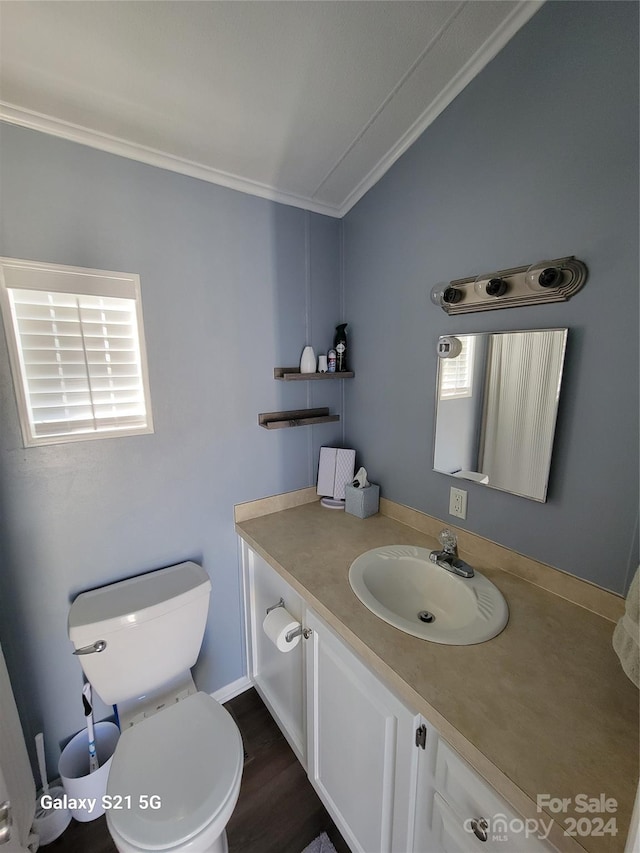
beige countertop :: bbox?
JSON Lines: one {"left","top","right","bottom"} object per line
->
{"left": 236, "top": 497, "right": 638, "bottom": 853}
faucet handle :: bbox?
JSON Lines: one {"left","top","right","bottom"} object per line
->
{"left": 439, "top": 528, "right": 457, "bottom": 553}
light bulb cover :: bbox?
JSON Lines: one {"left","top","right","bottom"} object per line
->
{"left": 474, "top": 275, "right": 507, "bottom": 299}
{"left": 430, "top": 283, "right": 448, "bottom": 306}
{"left": 525, "top": 262, "right": 565, "bottom": 292}
{"left": 442, "top": 286, "right": 462, "bottom": 305}
{"left": 486, "top": 277, "right": 508, "bottom": 297}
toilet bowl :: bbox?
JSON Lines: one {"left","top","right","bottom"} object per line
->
{"left": 68, "top": 562, "right": 244, "bottom": 852}
{"left": 107, "top": 693, "right": 243, "bottom": 853}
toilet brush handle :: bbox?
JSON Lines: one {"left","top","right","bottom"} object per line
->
{"left": 35, "top": 732, "right": 50, "bottom": 796}
{"left": 82, "top": 684, "right": 99, "bottom": 773}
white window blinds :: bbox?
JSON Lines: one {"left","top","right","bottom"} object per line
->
{"left": 0, "top": 258, "right": 153, "bottom": 446}
{"left": 438, "top": 335, "right": 475, "bottom": 400}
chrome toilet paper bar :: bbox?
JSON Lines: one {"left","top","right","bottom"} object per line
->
{"left": 266, "top": 597, "right": 285, "bottom": 615}
{"left": 285, "top": 625, "right": 312, "bottom": 643}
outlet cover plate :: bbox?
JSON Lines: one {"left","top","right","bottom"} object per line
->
{"left": 449, "top": 487, "right": 467, "bottom": 520}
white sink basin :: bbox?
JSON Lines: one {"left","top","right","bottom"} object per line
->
{"left": 348, "top": 545, "right": 508, "bottom": 645}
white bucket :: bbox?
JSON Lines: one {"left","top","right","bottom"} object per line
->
{"left": 58, "top": 721, "right": 120, "bottom": 822}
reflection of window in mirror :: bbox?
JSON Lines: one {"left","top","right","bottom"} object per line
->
{"left": 438, "top": 336, "right": 475, "bottom": 400}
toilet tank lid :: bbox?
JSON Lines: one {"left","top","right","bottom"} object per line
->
{"left": 68, "top": 562, "right": 211, "bottom": 642}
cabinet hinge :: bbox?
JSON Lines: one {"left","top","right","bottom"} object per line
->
{"left": 415, "top": 724, "right": 427, "bottom": 750}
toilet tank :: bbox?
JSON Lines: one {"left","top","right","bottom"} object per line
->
{"left": 68, "top": 562, "right": 211, "bottom": 706}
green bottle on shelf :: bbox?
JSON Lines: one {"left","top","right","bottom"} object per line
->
{"left": 334, "top": 323, "right": 348, "bottom": 372}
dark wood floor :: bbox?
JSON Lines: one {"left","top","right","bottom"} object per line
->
{"left": 44, "top": 688, "right": 349, "bottom": 853}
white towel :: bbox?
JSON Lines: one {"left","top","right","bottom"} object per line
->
{"left": 613, "top": 566, "right": 639, "bottom": 688}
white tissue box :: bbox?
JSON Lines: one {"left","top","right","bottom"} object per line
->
{"left": 345, "top": 483, "right": 380, "bottom": 519}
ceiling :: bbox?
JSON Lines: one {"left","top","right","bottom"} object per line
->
{"left": 0, "top": 1, "right": 543, "bottom": 218}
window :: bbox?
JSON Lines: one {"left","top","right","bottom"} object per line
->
{"left": 0, "top": 258, "right": 153, "bottom": 446}
{"left": 438, "top": 335, "right": 475, "bottom": 400}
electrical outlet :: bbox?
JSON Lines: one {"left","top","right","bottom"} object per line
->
{"left": 449, "top": 487, "right": 467, "bottom": 520}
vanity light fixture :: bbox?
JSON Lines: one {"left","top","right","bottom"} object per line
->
{"left": 430, "top": 255, "right": 588, "bottom": 314}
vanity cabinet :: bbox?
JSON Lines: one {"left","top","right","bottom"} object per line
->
{"left": 241, "top": 541, "right": 306, "bottom": 764}
{"left": 417, "top": 736, "right": 559, "bottom": 853}
{"left": 304, "top": 608, "right": 422, "bottom": 853}
{"left": 241, "top": 543, "right": 559, "bottom": 853}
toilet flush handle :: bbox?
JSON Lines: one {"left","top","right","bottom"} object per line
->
{"left": 73, "top": 639, "right": 107, "bottom": 656}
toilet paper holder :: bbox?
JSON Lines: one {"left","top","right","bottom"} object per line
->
{"left": 266, "top": 598, "right": 285, "bottom": 615}
{"left": 265, "top": 598, "right": 312, "bottom": 641}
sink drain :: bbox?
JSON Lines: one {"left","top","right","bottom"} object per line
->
{"left": 417, "top": 610, "right": 435, "bottom": 623}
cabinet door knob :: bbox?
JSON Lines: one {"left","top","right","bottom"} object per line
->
{"left": 471, "top": 817, "right": 489, "bottom": 842}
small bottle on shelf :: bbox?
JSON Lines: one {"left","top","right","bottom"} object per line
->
{"left": 300, "top": 346, "right": 316, "bottom": 374}
{"left": 334, "top": 324, "right": 348, "bottom": 371}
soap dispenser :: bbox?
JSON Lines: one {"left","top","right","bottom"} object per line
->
{"left": 334, "top": 323, "right": 348, "bottom": 372}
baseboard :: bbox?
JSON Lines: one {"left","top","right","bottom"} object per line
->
{"left": 211, "top": 675, "right": 252, "bottom": 705}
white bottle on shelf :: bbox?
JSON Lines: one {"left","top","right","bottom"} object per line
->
{"left": 300, "top": 346, "right": 316, "bottom": 374}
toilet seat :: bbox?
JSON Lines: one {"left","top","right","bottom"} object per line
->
{"left": 106, "top": 692, "right": 243, "bottom": 851}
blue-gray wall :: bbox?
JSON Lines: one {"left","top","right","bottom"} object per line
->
{"left": 0, "top": 0, "right": 637, "bottom": 776}
{"left": 343, "top": 1, "right": 639, "bottom": 595}
{"left": 0, "top": 126, "right": 343, "bottom": 770}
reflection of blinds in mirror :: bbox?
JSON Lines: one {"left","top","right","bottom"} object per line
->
{"left": 439, "top": 336, "right": 475, "bottom": 400}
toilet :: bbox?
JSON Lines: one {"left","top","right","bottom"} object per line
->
{"left": 68, "top": 561, "right": 243, "bottom": 853}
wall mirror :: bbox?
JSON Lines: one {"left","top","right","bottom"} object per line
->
{"left": 433, "top": 328, "right": 568, "bottom": 502}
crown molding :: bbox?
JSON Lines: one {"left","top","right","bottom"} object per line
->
{"left": 0, "top": 1, "right": 543, "bottom": 221}
{"left": 336, "top": 1, "right": 545, "bottom": 217}
{"left": 0, "top": 102, "right": 342, "bottom": 219}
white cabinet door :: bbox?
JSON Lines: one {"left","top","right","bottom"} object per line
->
{"left": 242, "top": 542, "right": 306, "bottom": 764}
{"left": 305, "top": 608, "right": 419, "bottom": 853}
{"left": 416, "top": 734, "right": 559, "bottom": 853}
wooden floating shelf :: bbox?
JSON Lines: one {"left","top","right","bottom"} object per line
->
{"left": 258, "top": 407, "right": 340, "bottom": 430}
{"left": 274, "top": 367, "right": 354, "bottom": 381}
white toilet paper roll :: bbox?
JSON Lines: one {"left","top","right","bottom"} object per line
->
{"left": 263, "top": 606, "right": 301, "bottom": 652}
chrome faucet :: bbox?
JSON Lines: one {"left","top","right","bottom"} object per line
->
{"left": 429, "top": 529, "right": 474, "bottom": 578}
